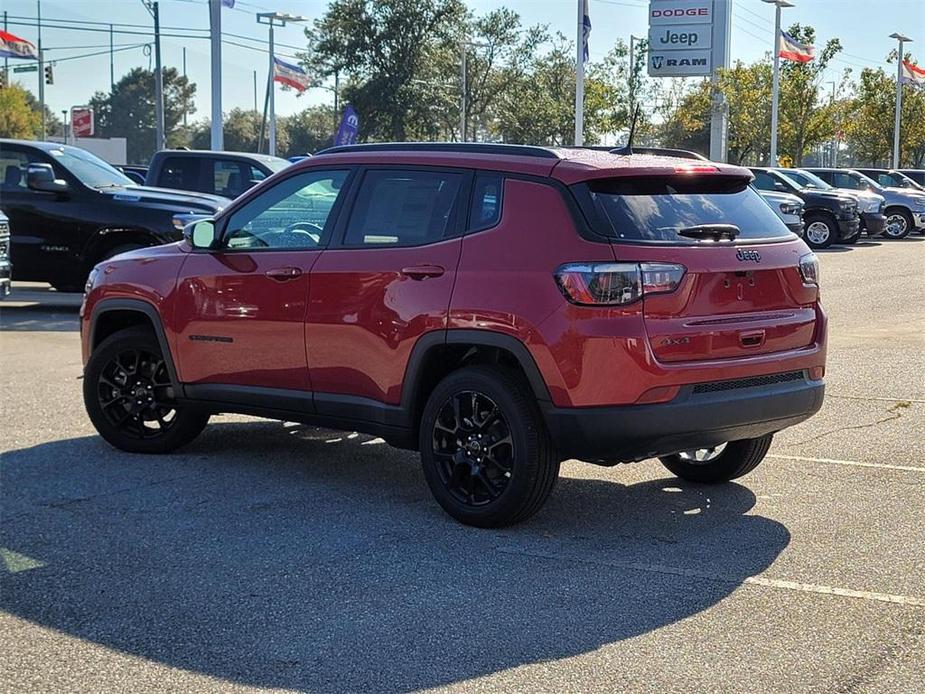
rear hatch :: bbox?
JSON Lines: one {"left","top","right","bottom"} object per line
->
{"left": 583, "top": 172, "right": 819, "bottom": 363}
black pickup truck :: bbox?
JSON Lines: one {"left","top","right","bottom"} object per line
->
{"left": 145, "top": 149, "right": 289, "bottom": 199}
{"left": 0, "top": 140, "right": 227, "bottom": 292}
{"left": 749, "top": 167, "right": 860, "bottom": 249}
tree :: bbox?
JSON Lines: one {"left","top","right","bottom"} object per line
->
{"left": 89, "top": 67, "right": 196, "bottom": 163}
{"left": 718, "top": 60, "right": 773, "bottom": 164}
{"left": 304, "top": 0, "right": 467, "bottom": 141}
{"left": 283, "top": 106, "right": 338, "bottom": 156}
{"left": 0, "top": 83, "right": 42, "bottom": 138}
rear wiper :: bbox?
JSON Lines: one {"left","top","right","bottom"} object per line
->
{"left": 677, "top": 224, "right": 740, "bottom": 241}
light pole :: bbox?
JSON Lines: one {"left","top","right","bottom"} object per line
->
{"left": 459, "top": 40, "right": 490, "bottom": 142}
{"left": 257, "top": 12, "right": 308, "bottom": 156}
{"left": 763, "top": 0, "right": 793, "bottom": 166}
{"left": 890, "top": 32, "right": 912, "bottom": 168}
{"left": 62, "top": 109, "right": 68, "bottom": 144}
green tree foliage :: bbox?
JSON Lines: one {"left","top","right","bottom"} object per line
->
{"left": 303, "top": 0, "right": 467, "bottom": 141}
{"left": 89, "top": 67, "right": 196, "bottom": 163}
{"left": 0, "top": 83, "right": 43, "bottom": 138}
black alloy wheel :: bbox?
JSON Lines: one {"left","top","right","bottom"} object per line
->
{"left": 96, "top": 347, "right": 177, "bottom": 438}
{"left": 84, "top": 327, "right": 209, "bottom": 453}
{"left": 432, "top": 391, "right": 515, "bottom": 506}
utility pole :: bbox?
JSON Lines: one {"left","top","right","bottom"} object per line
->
{"left": 109, "top": 23, "right": 114, "bottom": 91}
{"left": 209, "top": 0, "right": 223, "bottom": 150}
{"left": 143, "top": 1, "right": 165, "bottom": 151}
{"left": 38, "top": 0, "right": 45, "bottom": 139}
{"left": 3, "top": 11, "right": 9, "bottom": 75}
{"left": 62, "top": 110, "right": 68, "bottom": 144}
{"left": 764, "top": 0, "right": 793, "bottom": 166}
{"left": 253, "top": 70, "right": 258, "bottom": 112}
{"left": 890, "top": 32, "right": 911, "bottom": 168}
{"left": 574, "top": 0, "right": 585, "bottom": 146}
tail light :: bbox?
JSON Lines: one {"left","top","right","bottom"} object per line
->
{"left": 554, "top": 262, "right": 686, "bottom": 306}
{"left": 799, "top": 253, "right": 819, "bottom": 285}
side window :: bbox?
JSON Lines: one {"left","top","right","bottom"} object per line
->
{"left": 249, "top": 166, "right": 267, "bottom": 183}
{"left": 160, "top": 157, "right": 201, "bottom": 191}
{"left": 343, "top": 169, "right": 463, "bottom": 247}
{"left": 751, "top": 171, "right": 774, "bottom": 191}
{"left": 0, "top": 149, "right": 39, "bottom": 191}
{"left": 833, "top": 173, "right": 859, "bottom": 189}
{"left": 877, "top": 174, "right": 892, "bottom": 187}
{"left": 469, "top": 174, "right": 503, "bottom": 230}
{"left": 213, "top": 160, "right": 248, "bottom": 198}
{"left": 224, "top": 169, "right": 349, "bottom": 250}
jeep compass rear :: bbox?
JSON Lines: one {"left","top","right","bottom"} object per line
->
{"left": 81, "top": 144, "right": 825, "bottom": 528}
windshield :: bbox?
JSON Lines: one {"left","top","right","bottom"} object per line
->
{"left": 48, "top": 146, "right": 135, "bottom": 188}
{"left": 886, "top": 172, "right": 923, "bottom": 189}
{"left": 263, "top": 157, "right": 291, "bottom": 174}
{"left": 783, "top": 169, "right": 831, "bottom": 190}
{"left": 586, "top": 176, "right": 793, "bottom": 244}
{"left": 852, "top": 171, "right": 883, "bottom": 192}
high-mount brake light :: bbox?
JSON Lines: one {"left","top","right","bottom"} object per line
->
{"left": 554, "top": 262, "right": 686, "bottom": 306}
{"left": 675, "top": 165, "right": 719, "bottom": 174}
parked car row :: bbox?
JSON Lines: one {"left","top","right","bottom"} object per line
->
{"left": 750, "top": 166, "right": 925, "bottom": 249}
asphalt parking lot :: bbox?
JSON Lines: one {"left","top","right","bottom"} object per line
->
{"left": 2, "top": 238, "right": 924, "bottom": 693}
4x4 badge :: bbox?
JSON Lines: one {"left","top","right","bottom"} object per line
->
{"left": 736, "top": 249, "right": 761, "bottom": 263}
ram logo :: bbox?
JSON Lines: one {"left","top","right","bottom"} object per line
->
{"left": 736, "top": 249, "right": 762, "bottom": 263}
{"left": 652, "top": 56, "right": 664, "bottom": 70}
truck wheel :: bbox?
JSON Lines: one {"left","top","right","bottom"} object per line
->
{"left": 803, "top": 214, "right": 835, "bottom": 249}
{"left": 883, "top": 209, "right": 913, "bottom": 239}
{"left": 659, "top": 435, "right": 773, "bottom": 484}
{"left": 84, "top": 326, "right": 209, "bottom": 454}
{"left": 419, "top": 365, "right": 560, "bottom": 528}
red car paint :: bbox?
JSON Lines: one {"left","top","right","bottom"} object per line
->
{"left": 81, "top": 147, "right": 826, "bottom": 457}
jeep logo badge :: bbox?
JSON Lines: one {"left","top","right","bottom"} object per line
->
{"left": 736, "top": 249, "right": 761, "bottom": 263}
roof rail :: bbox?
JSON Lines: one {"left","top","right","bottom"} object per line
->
{"left": 609, "top": 146, "right": 708, "bottom": 161}
{"left": 314, "top": 142, "right": 561, "bottom": 159}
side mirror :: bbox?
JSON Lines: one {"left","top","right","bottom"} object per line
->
{"left": 184, "top": 219, "right": 218, "bottom": 250}
{"left": 27, "top": 164, "right": 69, "bottom": 194}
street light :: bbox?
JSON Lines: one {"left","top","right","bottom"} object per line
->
{"left": 257, "top": 11, "right": 309, "bottom": 156}
{"left": 889, "top": 32, "right": 912, "bottom": 168}
{"left": 763, "top": 0, "right": 794, "bottom": 165}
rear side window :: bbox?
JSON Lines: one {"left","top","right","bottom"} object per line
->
{"left": 159, "top": 156, "right": 201, "bottom": 191}
{"left": 213, "top": 160, "right": 249, "bottom": 198}
{"left": 586, "top": 176, "right": 793, "bottom": 243}
{"left": 343, "top": 169, "right": 463, "bottom": 246}
{"left": 469, "top": 174, "right": 503, "bottom": 230}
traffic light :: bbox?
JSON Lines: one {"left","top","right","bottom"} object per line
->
{"left": 44, "top": 64, "right": 54, "bottom": 85}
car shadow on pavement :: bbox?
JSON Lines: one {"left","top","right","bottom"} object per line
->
{"left": 1, "top": 421, "right": 790, "bottom": 692}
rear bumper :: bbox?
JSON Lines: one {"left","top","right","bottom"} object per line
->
{"left": 861, "top": 212, "right": 886, "bottom": 235}
{"left": 913, "top": 211, "right": 925, "bottom": 229}
{"left": 543, "top": 374, "right": 825, "bottom": 464}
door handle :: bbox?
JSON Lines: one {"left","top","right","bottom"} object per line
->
{"left": 400, "top": 265, "right": 445, "bottom": 280}
{"left": 265, "top": 267, "right": 302, "bottom": 281}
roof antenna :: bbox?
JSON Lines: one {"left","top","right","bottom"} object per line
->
{"left": 610, "top": 105, "right": 640, "bottom": 156}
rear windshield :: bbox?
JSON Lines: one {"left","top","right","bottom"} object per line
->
{"left": 584, "top": 176, "right": 793, "bottom": 243}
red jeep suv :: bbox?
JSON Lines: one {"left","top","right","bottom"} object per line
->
{"left": 81, "top": 143, "right": 826, "bottom": 527}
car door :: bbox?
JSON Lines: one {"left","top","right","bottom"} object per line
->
{"left": 306, "top": 166, "right": 469, "bottom": 411}
{"left": 0, "top": 145, "right": 84, "bottom": 284}
{"left": 173, "top": 167, "right": 353, "bottom": 391}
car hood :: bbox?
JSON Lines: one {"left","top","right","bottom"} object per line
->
{"left": 832, "top": 188, "right": 884, "bottom": 204}
{"left": 101, "top": 185, "right": 230, "bottom": 213}
{"left": 759, "top": 190, "right": 802, "bottom": 205}
{"left": 802, "top": 189, "right": 853, "bottom": 203}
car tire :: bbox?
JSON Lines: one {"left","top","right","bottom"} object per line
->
{"left": 659, "top": 434, "right": 773, "bottom": 484}
{"left": 883, "top": 208, "right": 913, "bottom": 239}
{"left": 803, "top": 214, "right": 835, "bottom": 249}
{"left": 419, "top": 365, "right": 560, "bottom": 528}
{"left": 84, "top": 326, "right": 209, "bottom": 454}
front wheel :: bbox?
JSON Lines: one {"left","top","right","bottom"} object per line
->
{"left": 803, "top": 215, "right": 835, "bottom": 249}
{"left": 83, "top": 327, "right": 209, "bottom": 453}
{"left": 419, "top": 365, "right": 560, "bottom": 528}
{"left": 883, "top": 209, "right": 913, "bottom": 239}
{"left": 659, "top": 435, "right": 773, "bottom": 484}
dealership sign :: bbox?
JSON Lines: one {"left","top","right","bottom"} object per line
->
{"left": 648, "top": 0, "right": 724, "bottom": 77}
{"left": 70, "top": 107, "right": 94, "bottom": 138}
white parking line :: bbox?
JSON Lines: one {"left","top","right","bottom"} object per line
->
{"left": 768, "top": 454, "right": 925, "bottom": 473}
{"left": 497, "top": 548, "right": 925, "bottom": 608}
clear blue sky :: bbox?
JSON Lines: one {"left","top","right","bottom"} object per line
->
{"left": 3, "top": 0, "right": 923, "bottom": 125}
